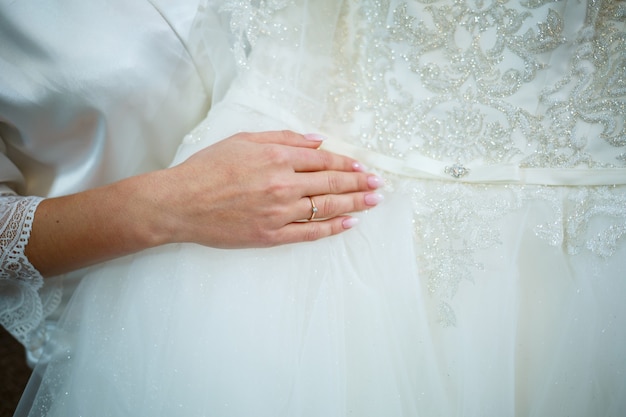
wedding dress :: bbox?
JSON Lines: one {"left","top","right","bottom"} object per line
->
{"left": 14, "top": 0, "right": 626, "bottom": 416}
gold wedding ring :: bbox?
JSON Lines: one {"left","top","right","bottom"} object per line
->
{"left": 308, "top": 196, "right": 318, "bottom": 221}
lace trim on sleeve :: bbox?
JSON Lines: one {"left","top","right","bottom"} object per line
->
{"left": 1, "top": 195, "right": 43, "bottom": 280}
{"left": 0, "top": 195, "right": 62, "bottom": 359}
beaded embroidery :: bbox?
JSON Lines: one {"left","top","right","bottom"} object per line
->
{"left": 205, "top": 0, "right": 626, "bottom": 325}
{"left": 219, "top": 0, "right": 293, "bottom": 68}
{"left": 322, "top": 0, "right": 626, "bottom": 325}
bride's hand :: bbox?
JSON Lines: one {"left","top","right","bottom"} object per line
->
{"left": 155, "top": 130, "right": 383, "bottom": 248}
{"left": 26, "top": 131, "right": 383, "bottom": 277}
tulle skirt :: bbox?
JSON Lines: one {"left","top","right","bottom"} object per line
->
{"left": 17, "top": 90, "right": 626, "bottom": 417}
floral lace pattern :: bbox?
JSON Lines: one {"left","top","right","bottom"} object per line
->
{"left": 322, "top": 0, "right": 626, "bottom": 324}
{"left": 396, "top": 180, "right": 626, "bottom": 326}
{"left": 0, "top": 195, "right": 61, "bottom": 357}
{"left": 0, "top": 196, "right": 43, "bottom": 281}
{"left": 218, "top": 0, "right": 293, "bottom": 68}
{"left": 387, "top": 178, "right": 524, "bottom": 326}
{"left": 328, "top": 0, "right": 625, "bottom": 168}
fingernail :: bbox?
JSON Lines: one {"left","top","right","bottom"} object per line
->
{"left": 304, "top": 133, "right": 326, "bottom": 141}
{"left": 342, "top": 217, "right": 359, "bottom": 229}
{"left": 365, "top": 192, "right": 384, "bottom": 206}
{"left": 367, "top": 175, "right": 383, "bottom": 189}
{"left": 352, "top": 162, "right": 367, "bottom": 172}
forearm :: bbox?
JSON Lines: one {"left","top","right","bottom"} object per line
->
{"left": 25, "top": 172, "right": 169, "bottom": 277}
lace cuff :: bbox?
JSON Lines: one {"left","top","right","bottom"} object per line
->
{"left": 0, "top": 195, "right": 62, "bottom": 361}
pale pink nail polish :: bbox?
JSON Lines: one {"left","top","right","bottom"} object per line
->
{"left": 352, "top": 162, "right": 366, "bottom": 172}
{"left": 342, "top": 217, "right": 359, "bottom": 229}
{"left": 364, "top": 193, "right": 384, "bottom": 206}
{"left": 367, "top": 175, "right": 383, "bottom": 189}
{"left": 304, "top": 133, "right": 326, "bottom": 141}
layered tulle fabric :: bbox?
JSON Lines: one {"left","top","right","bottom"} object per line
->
{"left": 16, "top": 0, "right": 626, "bottom": 415}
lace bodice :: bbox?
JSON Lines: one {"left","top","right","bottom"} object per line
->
{"left": 325, "top": 0, "right": 625, "bottom": 171}
{"left": 318, "top": 0, "right": 626, "bottom": 325}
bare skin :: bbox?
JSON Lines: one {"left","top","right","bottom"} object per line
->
{"left": 25, "top": 131, "right": 383, "bottom": 277}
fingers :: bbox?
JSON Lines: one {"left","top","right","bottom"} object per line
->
{"left": 249, "top": 130, "right": 326, "bottom": 150}
{"left": 257, "top": 191, "right": 382, "bottom": 246}
{"left": 175, "top": 130, "right": 385, "bottom": 248}
{"left": 297, "top": 170, "right": 384, "bottom": 200}
{"left": 270, "top": 216, "right": 361, "bottom": 245}
{"left": 289, "top": 147, "right": 361, "bottom": 173}
{"left": 247, "top": 130, "right": 363, "bottom": 173}
{"left": 296, "top": 192, "right": 384, "bottom": 222}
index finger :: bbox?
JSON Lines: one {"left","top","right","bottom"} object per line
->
{"left": 248, "top": 130, "right": 325, "bottom": 149}
{"left": 247, "top": 130, "right": 364, "bottom": 173}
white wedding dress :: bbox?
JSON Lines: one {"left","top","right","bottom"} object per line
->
{"left": 15, "top": 0, "right": 626, "bottom": 416}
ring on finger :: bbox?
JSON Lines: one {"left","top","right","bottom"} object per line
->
{"left": 308, "top": 196, "right": 318, "bottom": 221}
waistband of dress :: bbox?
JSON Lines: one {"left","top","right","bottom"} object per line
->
{"left": 322, "top": 140, "right": 626, "bottom": 186}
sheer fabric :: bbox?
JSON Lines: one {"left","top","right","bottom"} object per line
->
{"left": 13, "top": 0, "right": 626, "bottom": 416}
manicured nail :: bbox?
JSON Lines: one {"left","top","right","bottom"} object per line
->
{"left": 304, "top": 133, "right": 326, "bottom": 141}
{"left": 367, "top": 175, "right": 383, "bottom": 189}
{"left": 364, "top": 192, "right": 384, "bottom": 206}
{"left": 342, "top": 217, "right": 359, "bottom": 229}
{"left": 352, "top": 162, "right": 367, "bottom": 172}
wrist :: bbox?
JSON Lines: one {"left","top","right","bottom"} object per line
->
{"left": 126, "top": 164, "right": 209, "bottom": 248}
{"left": 118, "top": 169, "right": 178, "bottom": 249}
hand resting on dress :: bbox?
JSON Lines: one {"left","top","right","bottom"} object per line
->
{"left": 25, "top": 131, "right": 383, "bottom": 277}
